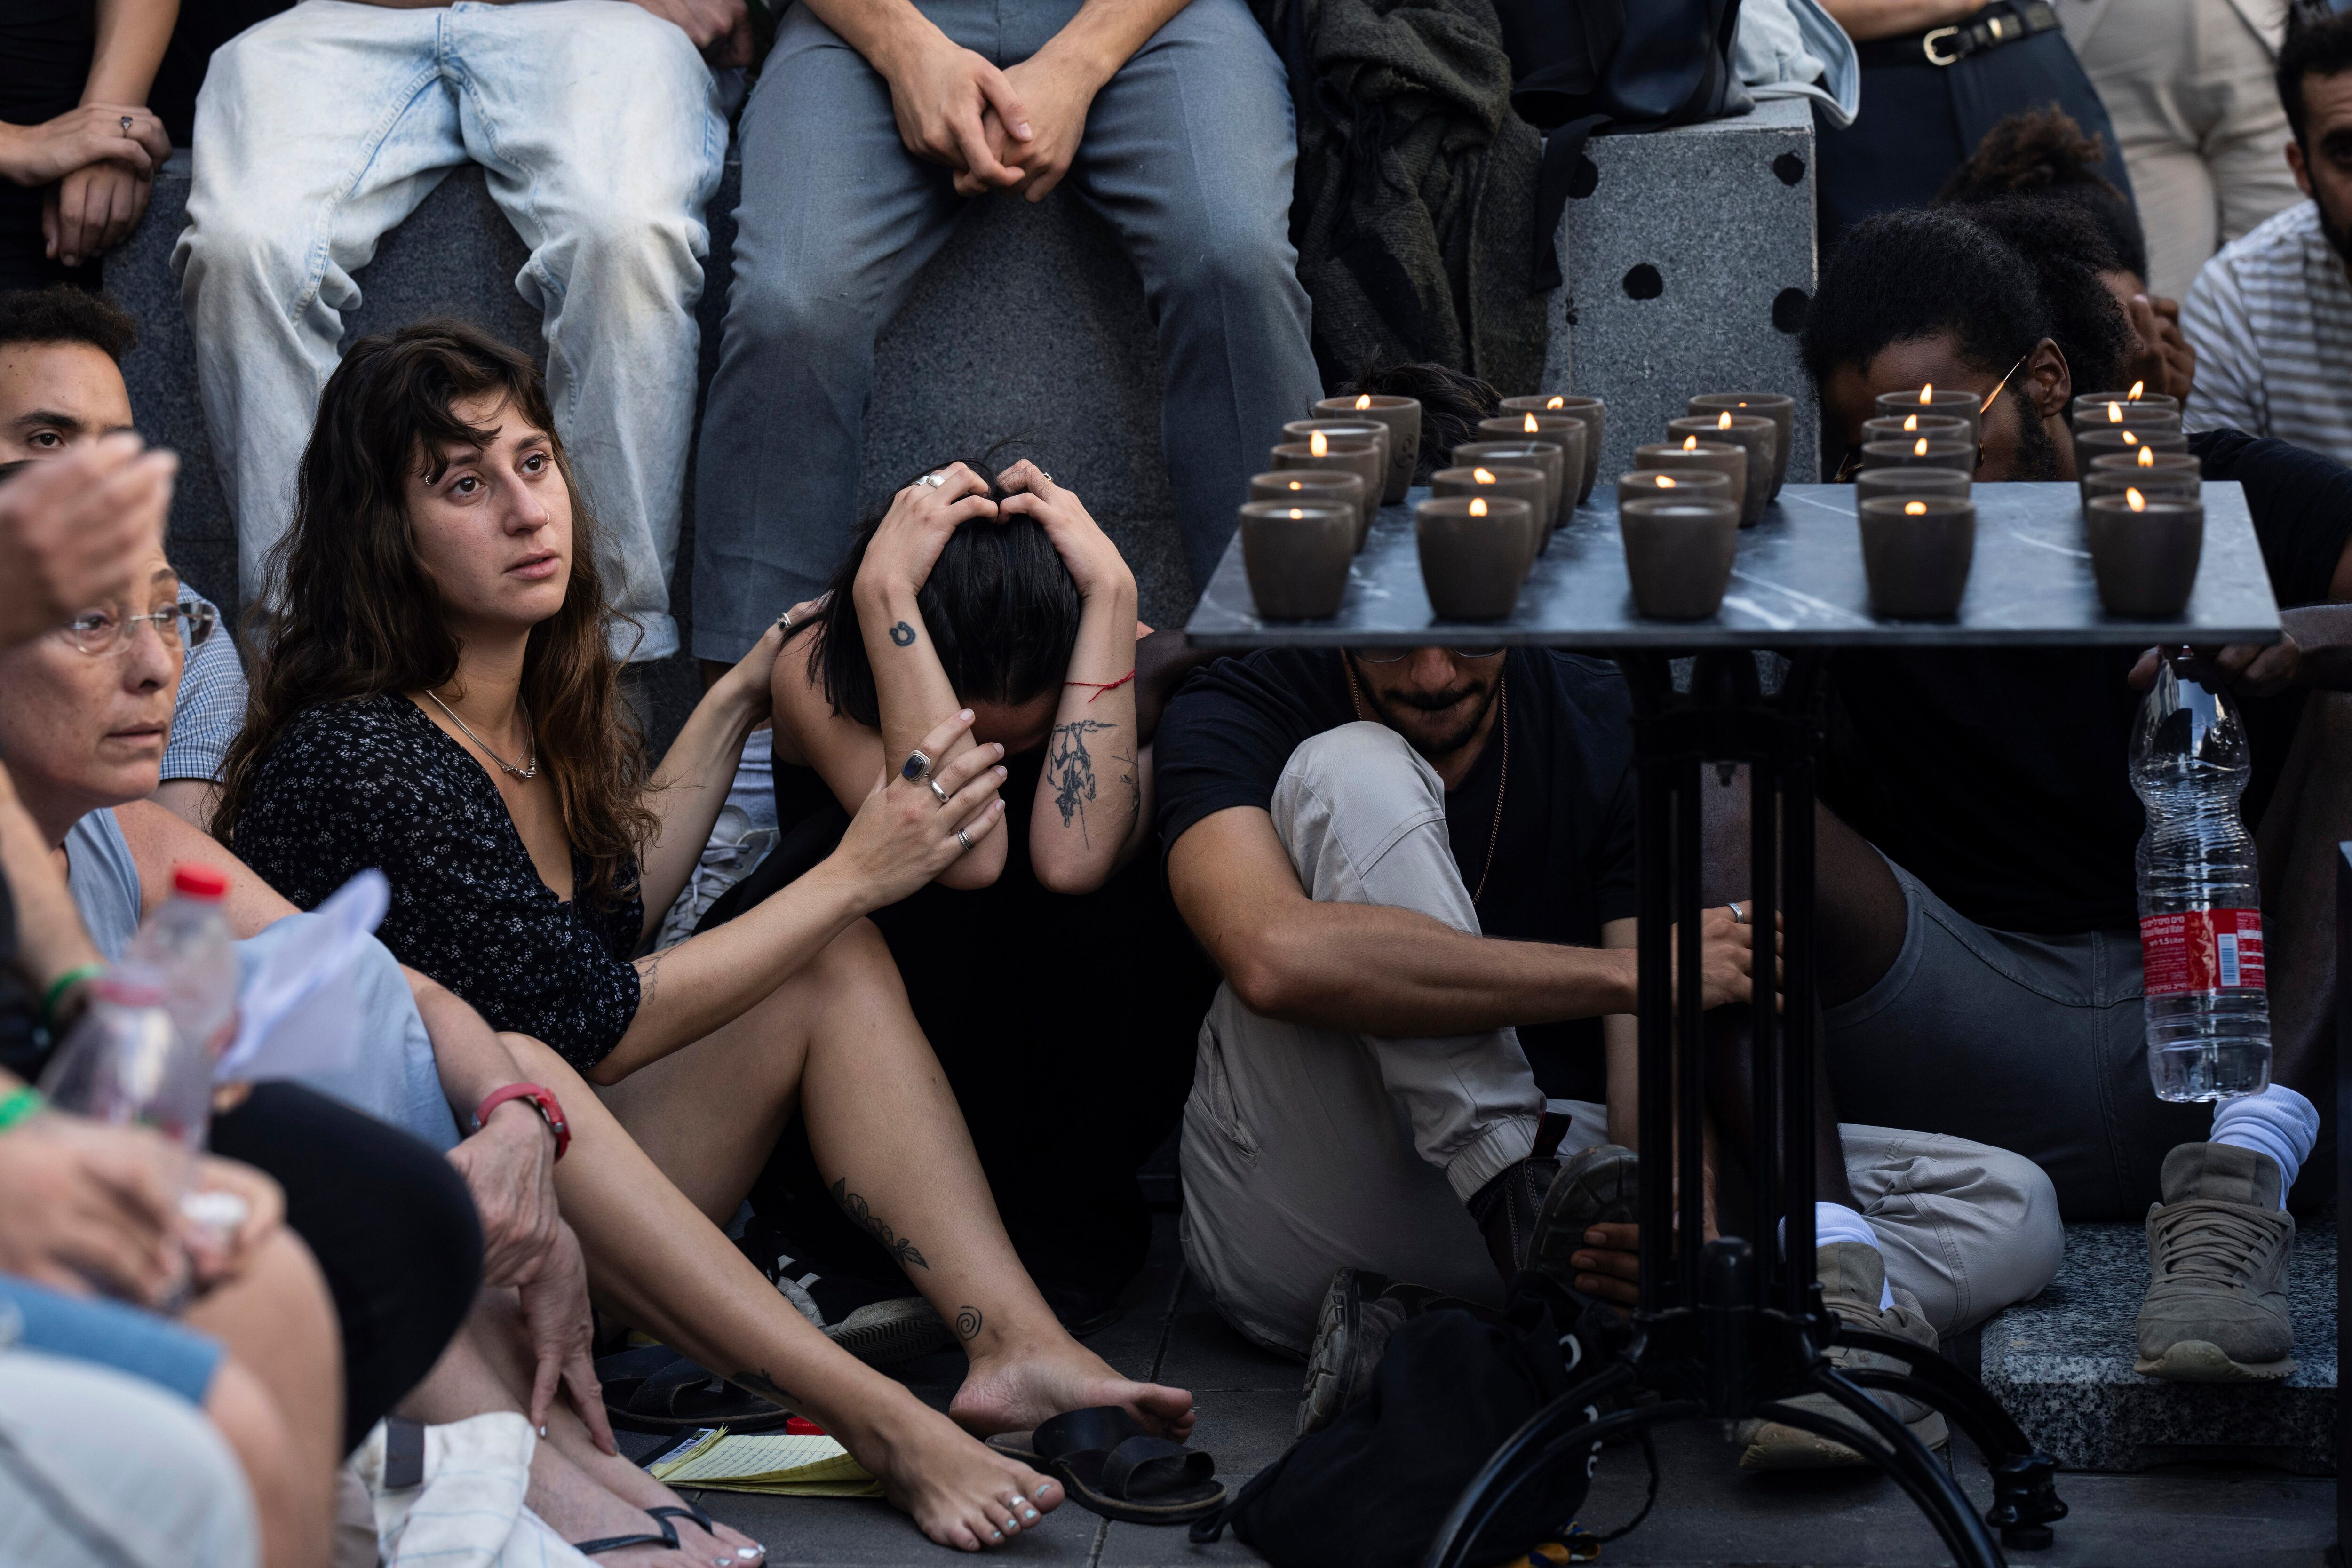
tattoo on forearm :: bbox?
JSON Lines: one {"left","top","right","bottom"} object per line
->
{"left": 954, "top": 1305, "right": 983, "bottom": 1341}
{"left": 1048, "top": 718, "right": 1124, "bottom": 845}
{"left": 636, "top": 948, "right": 667, "bottom": 1010}
{"left": 889, "top": 621, "right": 917, "bottom": 647}
{"left": 730, "top": 1369, "right": 796, "bottom": 1407}
{"left": 1113, "top": 743, "right": 1141, "bottom": 841}
{"left": 830, "top": 1177, "right": 929, "bottom": 1270}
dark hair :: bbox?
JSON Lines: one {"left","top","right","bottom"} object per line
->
{"left": 1936, "top": 107, "right": 2149, "bottom": 280}
{"left": 215, "top": 318, "right": 654, "bottom": 905}
{"left": 2280, "top": 6, "right": 2352, "bottom": 150}
{"left": 1802, "top": 207, "right": 2056, "bottom": 388}
{"left": 1348, "top": 362, "right": 1502, "bottom": 482}
{"left": 808, "top": 462, "right": 1084, "bottom": 730}
{"left": 0, "top": 286, "right": 138, "bottom": 361}
{"left": 1950, "top": 196, "right": 2135, "bottom": 395}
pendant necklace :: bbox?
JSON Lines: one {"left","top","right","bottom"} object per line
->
{"left": 427, "top": 688, "right": 539, "bottom": 780}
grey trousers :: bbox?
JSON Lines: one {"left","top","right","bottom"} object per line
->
{"left": 689, "top": 0, "right": 1323, "bottom": 659}
{"left": 1179, "top": 723, "right": 2065, "bottom": 1357}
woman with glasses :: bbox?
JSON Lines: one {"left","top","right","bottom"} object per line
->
{"left": 735, "top": 458, "right": 1217, "bottom": 1331}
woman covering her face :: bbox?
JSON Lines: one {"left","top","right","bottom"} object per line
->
{"left": 218, "top": 319, "right": 1193, "bottom": 1553}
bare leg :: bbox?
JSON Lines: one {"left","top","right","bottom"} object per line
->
{"left": 183, "top": 1229, "right": 339, "bottom": 1568}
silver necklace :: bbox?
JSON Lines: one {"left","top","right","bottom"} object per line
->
{"left": 426, "top": 689, "right": 538, "bottom": 780}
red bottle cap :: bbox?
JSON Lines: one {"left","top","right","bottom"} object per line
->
{"left": 173, "top": 864, "right": 230, "bottom": 900}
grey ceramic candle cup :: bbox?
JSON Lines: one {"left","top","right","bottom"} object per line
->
{"left": 1416, "top": 495, "right": 1534, "bottom": 620}
{"left": 1860, "top": 414, "right": 1970, "bottom": 447}
{"left": 1250, "top": 469, "right": 1368, "bottom": 543}
{"left": 2074, "top": 404, "right": 2183, "bottom": 438}
{"left": 1454, "top": 441, "right": 1564, "bottom": 531}
{"left": 1875, "top": 388, "right": 1983, "bottom": 449}
{"left": 1619, "top": 469, "right": 1735, "bottom": 509}
{"left": 1501, "top": 395, "right": 1605, "bottom": 503}
{"left": 1271, "top": 439, "right": 1383, "bottom": 546}
{"left": 1315, "top": 395, "right": 1422, "bottom": 504}
{"left": 1284, "top": 420, "right": 1391, "bottom": 513}
{"left": 2085, "top": 494, "right": 2204, "bottom": 618}
{"left": 1477, "top": 414, "right": 1586, "bottom": 530}
{"left": 1861, "top": 438, "right": 1976, "bottom": 474}
{"left": 2075, "top": 427, "right": 2190, "bottom": 464}
{"left": 1858, "top": 495, "right": 1975, "bottom": 620}
{"left": 1241, "top": 501, "right": 1357, "bottom": 619}
{"left": 1688, "top": 393, "right": 1795, "bottom": 496}
{"left": 1669, "top": 415, "right": 1776, "bottom": 521}
{"left": 1433, "top": 466, "right": 1551, "bottom": 557}
{"left": 2072, "top": 390, "right": 2181, "bottom": 426}
{"left": 1620, "top": 497, "right": 1739, "bottom": 620}
{"left": 1633, "top": 440, "right": 1750, "bottom": 525}
{"left": 2080, "top": 450, "right": 2201, "bottom": 507}
{"left": 1854, "top": 466, "right": 1971, "bottom": 505}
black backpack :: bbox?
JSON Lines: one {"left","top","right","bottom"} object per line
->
{"left": 1190, "top": 1276, "right": 1651, "bottom": 1568}
{"left": 1490, "top": 0, "right": 1750, "bottom": 288}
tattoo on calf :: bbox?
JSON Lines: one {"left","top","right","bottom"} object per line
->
{"left": 1048, "top": 718, "right": 1123, "bottom": 845}
{"left": 954, "top": 1305, "right": 983, "bottom": 1341}
{"left": 731, "top": 1369, "right": 795, "bottom": 1407}
{"left": 889, "top": 621, "right": 917, "bottom": 647}
{"left": 830, "top": 1177, "right": 929, "bottom": 1270}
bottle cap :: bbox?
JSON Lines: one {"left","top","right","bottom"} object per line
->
{"left": 172, "top": 864, "right": 230, "bottom": 900}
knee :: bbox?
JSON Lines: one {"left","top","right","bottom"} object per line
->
{"left": 175, "top": 199, "right": 310, "bottom": 307}
{"left": 721, "top": 257, "right": 871, "bottom": 364}
{"left": 804, "top": 915, "right": 906, "bottom": 1004}
{"left": 1275, "top": 721, "right": 1440, "bottom": 830}
{"left": 1985, "top": 1148, "right": 2066, "bottom": 1300}
{"left": 1155, "top": 216, "right": 1302, "bottom": 315}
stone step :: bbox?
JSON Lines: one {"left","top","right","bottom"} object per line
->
{"left": 1980, "top": 1218, "right": 2337, "bottom": 1473}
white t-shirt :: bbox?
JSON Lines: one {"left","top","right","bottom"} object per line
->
{"left": 2182, "top": 199, "right": 2352, "bottom": 466}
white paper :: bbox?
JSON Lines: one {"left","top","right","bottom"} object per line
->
{"left": 215, "top": 870, "right": 389, "bottom": 1083}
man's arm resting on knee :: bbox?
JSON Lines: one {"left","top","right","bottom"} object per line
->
{"left": 1167, "top": 806, "right": 1637, "bottom": 1035}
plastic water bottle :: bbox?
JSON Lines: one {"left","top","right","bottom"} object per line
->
{"left": 37, "top": 974, "right": 212, "bottom": 1153}
{"left": 2130, "top": 653, "right": 2271, "bottom": 1102}
{"left": 123, "top": 863, "right": 239, "bottom": 1063}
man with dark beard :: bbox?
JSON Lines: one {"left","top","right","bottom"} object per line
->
{"left": 2183, "top": 5, "right": 2352, "bottom": 464}
{"left": 1152, "top": 629, "right": 2066, "bottom": 1468}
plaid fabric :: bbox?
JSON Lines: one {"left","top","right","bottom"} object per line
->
{"left": 160, "top": 590, "right": 247, "bottom": 784}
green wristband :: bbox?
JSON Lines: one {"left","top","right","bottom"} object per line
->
{"left": 0, "top": 1086, "right": 45, "bottom": 1133}
{"left": 37, "top": 963, "right": 105, "bottom": 1029}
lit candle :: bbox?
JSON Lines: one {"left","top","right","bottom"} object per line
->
{"left": 1858, "top": 436, "right": 1974, "bottom": 477}
{"left": 1452, "top": 440, "right": 1564, "bottom": 530}
{"left": 1618, "top": 468, "right": 1734, "bottom": 508}
{"left": 2069, "top": 388, "right": 2182, "bottom": 431}
{"left": 1687, "top": 393, "right": 1795, "bottom": 497}
{"left": 1620, "top": 492, "right": 1739, "bottom": 620}
{"left": 1249, "top": 469, "right": 1368, "bottom": 547}
{"left": 1668, "top": 413, "right": 1776, "bottom": 522}
{"left": 1854, "top": 465, "right": 1970, "bottom": 506}
{"left": 1432, "top": 463, "right": 1551, "bottom": 549}
{"left": 1415, "top": 493, "right": 1535, "bottom": 620}
{"left": 1500, "top": 394, "right": 1605, "bottom": 503}
{"left": 1239, "top": 500, "right": 1359, "bottom": 620}
{"left": 1861, "top": 413, "right": 1969, "bottom": 447}
{"left": 2084, "top": 488, "right": 2204, "bottom": 618}
{"left": 1856, "top": 493, "right": 1976, "bottom": 620}
{"left": 1631, "top": 437, "right": 1748, "bottom": 524}
{"left": 1270, "top": 433, "right": 1383, "bottom": 548}
{"left": 1283, "top": 419, "right": 1392, "bottom": 508}
{"left": 1875, "top": 385, "right": 1984, "bottom": 449}
{"left": 1475, "top": 414, "right": 1586, "bottom": 531}
{"left": 2078, "top": 449, "right": 2199, "bottom": 508}
{"left": 2075, "top": 426, "right": 2190, "bottom": 465}
{"left": 1313, "top": 394, "right": 1422, "bottom": 504}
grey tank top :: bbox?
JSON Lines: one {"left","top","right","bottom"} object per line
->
{"left": 64, "top": 809, "right": 142, "bottom": 961}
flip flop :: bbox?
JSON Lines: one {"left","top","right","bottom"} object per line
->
{"left": 596, "top": 1345, "right": 795, "bottom": 1435}
{"left": 986, "top": 1407, "right": 1223, "bottom": 1526}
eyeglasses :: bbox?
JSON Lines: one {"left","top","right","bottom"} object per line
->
{"left": 1351, "top": 646, "right": 1503, "bottom": 663}
{"left": 60, "top": 598, "right": 217, "bottom": 658}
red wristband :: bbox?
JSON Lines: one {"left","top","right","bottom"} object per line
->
{"left": 1065, "top": 669, "right": 1136, "bottom": 702}
{"left": 472, "top": 1082, "right": 569, "bottom": 1162}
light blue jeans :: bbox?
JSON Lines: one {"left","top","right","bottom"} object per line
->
{"left": 174, "top": 0, "right": 728, "bottom": 662}
{"left": 690, "top": 0, "right": 1322, "bottom": 658}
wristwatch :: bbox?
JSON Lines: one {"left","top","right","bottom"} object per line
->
{"left": 471, "top": 1082, "right": 569, "bottom": 1162}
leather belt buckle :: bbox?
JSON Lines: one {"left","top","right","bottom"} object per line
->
{"left": 1922, "top": 24, "right": 1964, "bottom": 64}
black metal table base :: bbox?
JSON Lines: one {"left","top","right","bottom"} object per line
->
{"left": 1422, "top": 652, "right": 2066, "bottom": 1568}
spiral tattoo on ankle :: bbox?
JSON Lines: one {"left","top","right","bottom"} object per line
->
{"left": 954, "top": 1305, "right": 983, "bottom": 1341}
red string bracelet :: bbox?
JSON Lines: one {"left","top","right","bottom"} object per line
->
{"left": 1066, "top": 669, "right": 1136, "bottom": 702}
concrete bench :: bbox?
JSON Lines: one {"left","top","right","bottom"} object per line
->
{"left": 1981, "top": 1218, "right": 2338, "bottom": 1472}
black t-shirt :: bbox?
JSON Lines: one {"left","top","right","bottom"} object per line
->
{"left": 1154, "top": 648, "right": 1639, "bottom": 1102}
{"left": 1823, "top": 432, "right": 2352, "bottom": 937}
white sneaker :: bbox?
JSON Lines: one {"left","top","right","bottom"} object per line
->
{"left": 654, "top": 802, "right": 777, "bottom": 949}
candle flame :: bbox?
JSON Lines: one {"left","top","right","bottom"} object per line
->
{"left": 1469, "top": 496, "right": 1488, "bottom": 517}
{"left": 1918, "top": 384, "right": 1934, "bottom": 403}
{"left": 1310, "top": 430, "right": 1327, "bottom": 457}
{"left": 1682, "top": 434, "right": 1699, "bottom": 451}
{"left": 2127, "top": 380, "right": 2145, "bottom": 400}
{"left": 1523, "top": 412, "right": 1539, "bottom": 433}
{"left": 1904, "top": 500, "right": 1927, "bottom": 516}
{"left": 1288, "top": 508, "right": 1304, "bottom": 519}
{"left": 1545, "top": 395, "right": 1564, "bottom": 409}
{"left": 2121, "top": 430, "right": 2139, "bottom": 446}
{"left": 2107, "top": 402, "right": 2123, "bottom": 423}
{"left": 1354, "top": 393, "right": 1371, "bottom": 409}
{"left": 2127, "top": 487, "right": 2147, "bottom": 512}
{"left": 2137, "top": 446, "right": 2154, "bottom": 467}
{"left": 1472, "top": 467, "right": 1497, "bottom": 483}
{"left": 1903, "top": 414, "right": 1919, "bottom": 431}
{"left": 1287, "top": 479, "right": 1303, "bottom": 489}
{"left": 1913, "top": 437, "right": 1930, "bottom": 457}
{"left": 1717, "top": 410, "right": 1733, "bottom": 429}
{"left": 1656, "top": 475, "right": 1677, "bottom": 487}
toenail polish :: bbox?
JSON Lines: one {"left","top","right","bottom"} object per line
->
{"left": 538, "top": 1425, "right": 548, "bottom": 1437}
{"left": 1023, "top": 1509, "right": 1039, "bottom": 1521}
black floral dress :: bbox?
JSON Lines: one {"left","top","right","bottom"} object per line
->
{"left": 234, "top": 694, "right": 644, "bottom": 1071}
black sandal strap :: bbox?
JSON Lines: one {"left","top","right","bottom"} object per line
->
{"left": 1029, "top": 1406, "right": 1146, "bottom": 1461}
{"left": 1101, "top": 1436, "right": 1215, "bottom": 1501}
{"left": 647, "top": 1501, "right": 717, "bottom": 1534}
{"left": 572, "top": 1511, "right": 683, "bottom": 1555}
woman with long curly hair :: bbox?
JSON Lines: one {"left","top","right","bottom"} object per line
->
{"left": 217, "top": 319, "right": 1194, "bottom": 1552}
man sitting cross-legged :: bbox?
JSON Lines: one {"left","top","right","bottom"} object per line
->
{"left": 1154, "top": 642, "right": 2065, "bottom": 1463}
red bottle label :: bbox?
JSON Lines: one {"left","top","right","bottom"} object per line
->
{"left": 2139, "top": 909, "right": 2266, "bottom": 996}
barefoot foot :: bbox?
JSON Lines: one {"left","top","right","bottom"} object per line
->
{"left": 526, "top": 1438, "right": 713, "bottom": 1566}
{"left": 855, "top": 1397, "right": 1066, "bottom": 1552}
{"left": 948, "top": 1337, "right": 1195, "bottom": 1445}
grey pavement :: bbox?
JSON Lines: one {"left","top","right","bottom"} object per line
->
{"left": 620, "top": 1213, "right": 2336, "bottom": 1568}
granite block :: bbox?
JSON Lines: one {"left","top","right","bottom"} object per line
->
{"left": 1981, "top": 1218, "right": 2338, "bottom": 1473}
{"left": 1545, "top": 99, "right": 1820, "bottom": 485}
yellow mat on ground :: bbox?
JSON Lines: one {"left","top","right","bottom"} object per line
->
{"left": 647, "top": 1426, "right": 884, "bottom": 1498}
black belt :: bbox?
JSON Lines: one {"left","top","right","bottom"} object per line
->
{"left": 1854, "top": 1, "right": 2061, "bottom": 68}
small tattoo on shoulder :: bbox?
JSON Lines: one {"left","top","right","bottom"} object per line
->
{"left": 889, "top": 621, "right": 917, "bottom": 647}
{"left": 954, "top": 1305, "right": 983, "bottom": 1341}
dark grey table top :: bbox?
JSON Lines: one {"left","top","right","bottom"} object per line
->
{"left": 1184, "top": 481, "right": 2280, "bottom": 650}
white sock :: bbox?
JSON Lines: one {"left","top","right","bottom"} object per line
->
{"left": 2209, "top": 1084, "right": 2320, "bottom": 1208}
{"left": 1779, "top": 1202, "right": 1895, "bottom": 1310}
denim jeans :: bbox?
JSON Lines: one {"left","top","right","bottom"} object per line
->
{"left": 689, "top": 0, "right": 1321, "bottom": 659}
{"left": 174, "top": 0, "right": 728, "bottom": 661}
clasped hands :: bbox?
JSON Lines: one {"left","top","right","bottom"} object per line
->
{"left": 883, "top": 26, "right": 1100, "bottom": 200}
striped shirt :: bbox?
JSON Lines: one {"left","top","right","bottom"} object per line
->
{"left": 160, "top": 588, "right": 247, "bottom": 784}
{"left": 2183, "top": 200, "right": 2352, "bottom": 465}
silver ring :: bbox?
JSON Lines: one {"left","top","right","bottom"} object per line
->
{"left": 928, "top": 778, "right": 951, "bottom": 807}
{"left": 775, "top": 606, "right": 794, "bottom": 631}
{"left": 955, "top": 828, "right": 974, "bottom": 851}
{"left": 919, "top": 471, "right": 946, "bottom": 488}
{"left": 900, "top": 748, "right": 933, "bottom": 784}
{"left": 1038, "top": 470, "right": 1053, "bottom": 483}
{"left": 1727, "top": 902, "right": 1746, "bottom": 925}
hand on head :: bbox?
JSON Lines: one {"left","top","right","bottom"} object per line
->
{"left": 994, "top": 459, "right": 1128, "bottom": 600}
